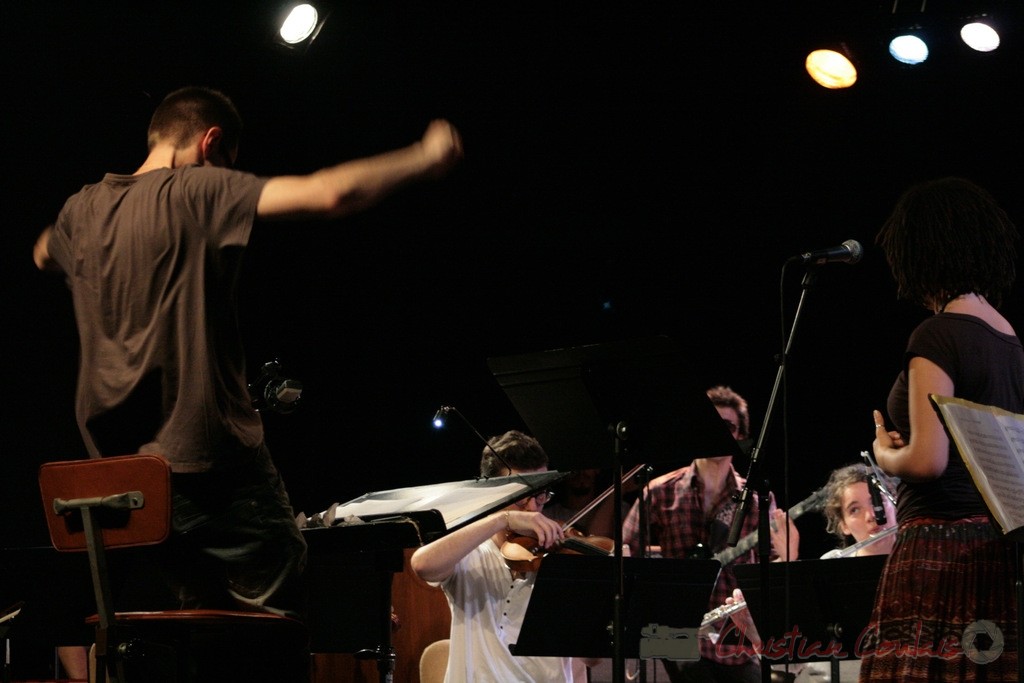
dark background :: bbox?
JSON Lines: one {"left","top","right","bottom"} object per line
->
{"left": 3, "top": 0, "right": 1022, "bottom": 562}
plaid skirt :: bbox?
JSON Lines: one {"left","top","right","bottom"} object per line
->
{"left": 858, "top": 516, "right": 1019, "bottom": 682}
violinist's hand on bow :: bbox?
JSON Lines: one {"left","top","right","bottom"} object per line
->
{"left": 506, "top": 510, "right": 565, "bottom": 549}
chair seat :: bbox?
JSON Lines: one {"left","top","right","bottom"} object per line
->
{"left": 85, "top": 609, "right": 308, "bottom": 651}
{"left": 39, "top": 456, "right": 311, "bottom": 681}
{"left": 85, "top": 610, "right": 309, "bottom": 682}
{"left": 419, "top": 638, "right": 450, "bottom": 683}
{"left": 86, "top": 609, "right": 305, "bottom": 625}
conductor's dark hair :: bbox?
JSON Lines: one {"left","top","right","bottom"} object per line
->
{"left": 148, "top": 86, "right": 243, "bottom": 154}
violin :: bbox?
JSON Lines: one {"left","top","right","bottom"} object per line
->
{"left": 499, "top": 463, "right": 645, "bottom": 573}
{"left": 501, "top": 527, "right": 616, "bottom": 573}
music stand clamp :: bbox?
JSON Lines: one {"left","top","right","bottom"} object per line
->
{"left": 639, "top": 624, "right": 699, "bottom": 661}
{"left": 1, "top": 602, "right": 23, "bottom": 683}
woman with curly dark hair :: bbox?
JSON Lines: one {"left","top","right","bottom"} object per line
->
{"left": 863, "top": 176, "right": 1021, "bottom": 681}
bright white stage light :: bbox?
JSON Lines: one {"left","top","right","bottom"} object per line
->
{"left": 960, "top": 21, "right": 1000, "bottom": 52}
{"left": 889, "top": 34, "right": 929, "bottom": 64}
{"left": 279, "top": 4, "right": 319, "bottom": 45}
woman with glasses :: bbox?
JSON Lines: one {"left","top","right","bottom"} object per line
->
{"left": 410, "top": 429, "right": 584, "bottom": 682}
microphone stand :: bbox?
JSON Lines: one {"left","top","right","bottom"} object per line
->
{"left": 611, "top": 422, "right": 628, "bottom": 683}
{"left": 728, "top": 265, "right": 818, "bottom": 683}
{"left": 634, "top": 465, "right": 652, "bottom": 683}
{"left": 1016, "top": 540, "right": 1023, "bottom": 683}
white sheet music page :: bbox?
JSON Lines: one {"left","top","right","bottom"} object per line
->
{"left": 931, "top": 394, "right": 1024, "bottom": 536}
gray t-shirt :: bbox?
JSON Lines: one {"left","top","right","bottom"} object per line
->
{"left": 49, "top": 164, "right": 268, "bottom": 472}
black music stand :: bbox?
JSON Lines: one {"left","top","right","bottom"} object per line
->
{"left": 488, "top": 336, "right": 740, "bottom": 683}
{"left": 488, "top": 336, "right": 741, "bottom": 470}
{"left": 511, "top": 555, "right": 721, "bottom": 660}
{"left": 734, "top": 556, "right": 886, "bottom": 682}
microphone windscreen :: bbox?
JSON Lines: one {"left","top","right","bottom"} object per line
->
{"left": 843, "top": 239, "right": 864, "bottom": 264}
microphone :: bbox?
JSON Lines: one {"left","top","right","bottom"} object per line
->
{"left": 860, "top": 449, "right": 896, "bottom": 525}
{"left": 789, "top": 239, "right": 863, "bottom": 266}
{"left": 868, "top": 473, "right": 888, "bottom": 526}
{"left": 431, "top": 405, "right": 516, "bottom": 479}
{"left": 248, "top": 360, "right": 303, "bottom": 414}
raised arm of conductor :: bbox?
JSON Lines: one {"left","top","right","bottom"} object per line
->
{"left": 34, "top": 119, "right": 463, "bottom": 271}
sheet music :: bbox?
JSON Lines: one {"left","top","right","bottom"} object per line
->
{"left": 931, "top": 395, "right": 1024, "bottom": 535}
{"left": 330, "top": 481, "right": 534, "bottom": 527}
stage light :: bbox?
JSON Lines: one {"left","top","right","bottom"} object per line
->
{"left": 802, "top": 1, "right": 1010, "bottom": 89}
{"left": 886, "top": 0, "right": 930, "bottom": 65}
{"left": 960, "top": 19, "right": 1000, "bottom": 52}
{"left": 273, "top": 2, "right": 330, "bottom": 54}
{"left": 432, "top": 406, "right": 449, "bottom": 429}
{"left": 889, "top": 31, "right": 930, "bottom": 64}
{"left": 280, "top": 4, "right": 319, "bottom": 44}
{"left": 805, "top": 46, "right": 858, "bottom": 89}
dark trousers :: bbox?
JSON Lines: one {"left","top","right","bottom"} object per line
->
{"left": 166, "top": 443, "right": 309, "bottom": 620}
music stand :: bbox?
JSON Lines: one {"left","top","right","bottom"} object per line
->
{"left": 511, "top": 555, "right": 721, "bottom": 660}
{"left": 488, "top": 336, "right": 740, "bottom": 470}
{"left": 489, "top": 336, "right": 740, "bottom": 682}
{"left": 734, "top": 556, "right": 886, "bottom": 681}
{"left": 321, "top": 471, "right": 566, "bottom": 537}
